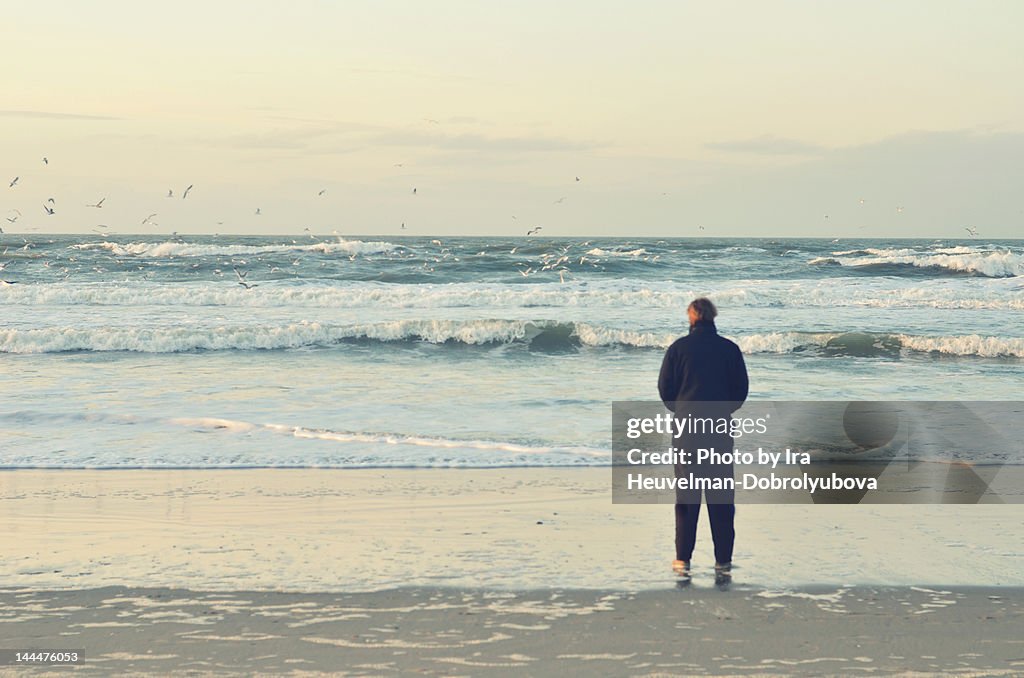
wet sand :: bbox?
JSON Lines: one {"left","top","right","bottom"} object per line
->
{"left": 2, "top": 468, "right": 1023, "bottom": 675}
{"left": 1, "top": 585, "right": 1022, "bottom": 676}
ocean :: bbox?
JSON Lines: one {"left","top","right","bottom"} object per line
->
{"left": 1, "top": 234, "right": 1022, "bottom": 469}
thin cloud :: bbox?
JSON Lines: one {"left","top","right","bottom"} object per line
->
{"left": 336, "top": 66, "right": 491, "bottom": 84}
{"left": 443, "top": 116, "right": 486, "bottom": 125}
{"left": 214, "top": 124, "right": 368, "bottom": 151}
{"left": 0, "top": 109, "right": 119, "bottom": 121}
{"left": 256, "top": 115, "right": 385, "bottom": 131}
{"left": 213, "top": 123, "right": 596, "bottom": 156}
{"left": 370, "top": 130, "right": 597, "bottom": 153}
{"left": 705, "top": 134, "right": 825, "bottom": 155}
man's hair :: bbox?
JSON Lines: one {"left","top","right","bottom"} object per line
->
{"left": 688, "top": 297, "right": 718, "bottom": 321}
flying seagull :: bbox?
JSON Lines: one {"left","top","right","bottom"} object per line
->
{"left": 182, "top": 184, "right": 193, "bottom": 199}
{"left": 526, "top": 227, "right": 542, "bottom": 236}
{"left": 964, "top": 226, "right": 978, "bottom": 237}
{"left": 9, "top": 177, "right": 18, "bottom": 188}
{"left": 167, "top": 189, "right": 174, "bottom": 198}
{"left": 553, "top": 197, "right": 566, "bottom": 204}
{"left": 87, "top": 198, "right": 105, "bottom": 208}
{"left": 141, "top": 213, "right": 158, "bottom": 226}
{"left": 6, "top": 209, "right": 20, "bottom": 223}
{"left": 234, "top": 266, "right": 257, "bottom": 289}
{"left": 412, "top": 188, "right": 417, "bottom": 195}
{"left": 318, "top": 189, "right": 326, "bottom": 196}
{"left": 255, "top": 208, "right": 261, "bottom": 216}
{"left": 42, "top": 157, "right": 48, "bottom": 165}
{"left": 575, "top": 176, "right": 580, "bottom": 182}
{"left": 43, "top": 204, "right": 55, "bottom": 215}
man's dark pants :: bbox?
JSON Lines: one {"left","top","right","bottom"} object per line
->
{"left": 673, "top": 433, "right": 735, "bottom": 565}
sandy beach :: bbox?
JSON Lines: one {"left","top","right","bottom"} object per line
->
{"left": 2, "top": 584, "right": 1022, "bottom": 676}
{"left": 2, "top": 469, "right": 1023, "bottom": 675}
{"left": 2, "top": 469, "right": 1023, "bottom": 592}
{"left": 4, "top": 1, "right": 1023, "bottom": 675}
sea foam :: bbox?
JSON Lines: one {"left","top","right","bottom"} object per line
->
{"left": 810, "top": 247, "right": 1024, "bottom": 278}
{"left": 72, "top": 239, "right": 398, "bottom": 258}
{"left": 2, "top": 321, "right": 1021, "bottom": 358}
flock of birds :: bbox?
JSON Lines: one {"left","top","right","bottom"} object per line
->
{"left": 7, "top": 157, "right": 983, "bottom": 240}
{"left": 4, "top": 153, "right": 987, "bottom": 241}
{"left": 1, "top": 157, "right": 598, "bottom": 286}
{"left": 2, "top": 155, "right": 989, "bottom": 287}
{"left": 3, "top": 156, "right": 576, "bottom": 238}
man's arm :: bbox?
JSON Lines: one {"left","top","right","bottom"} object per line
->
{"left": 731, "top": 345, "right": 749, "bottom": 409}
{"left": 658, "top": 344, "right": 681, "bottom": 411}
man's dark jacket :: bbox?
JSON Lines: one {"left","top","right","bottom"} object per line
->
{"left": 658, "top": 320, "right": 749, "bottom": 415}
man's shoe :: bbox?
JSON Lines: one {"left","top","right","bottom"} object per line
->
{"left": 672, "top": 560, "right": 691, "bottom": 577}
{"left": 714, "top": 562, "right": 732, "bottom": 590}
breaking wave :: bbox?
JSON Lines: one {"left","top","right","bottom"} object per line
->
{"left": 809, "top": 247, "right": 1024, "bottom": 278}
{"left": 4, "top": 279, "right": 1023, "bottom": 310}
{"left": 737, "top": 331, "right": 1024, "bottom": 358}
{"left": 71, "top": 238, "right": 398, "bottom": 258}
{"left": 0, "top": 320, "right": 668, "bottom": 353}
{"left": 1, "top": 321, "right": 1021, "bottom": 358}
{"left": 585, "top": 247, "right": 648, "bottom": 257}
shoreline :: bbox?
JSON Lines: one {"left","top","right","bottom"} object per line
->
{"left": 2, "top": 584, "right": 1022, "bottom": 676}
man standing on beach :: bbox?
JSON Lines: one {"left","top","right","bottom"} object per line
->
{"left": 658, "top": 298, "right": 748, "bottom": 581}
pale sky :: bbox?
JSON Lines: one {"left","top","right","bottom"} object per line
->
{"left": 2, "top": 0, "right": 1022, "bottom": 237}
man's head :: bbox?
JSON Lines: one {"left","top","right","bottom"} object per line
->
{"left": 687, "top": 297, "right": 717, "bottom": 326}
